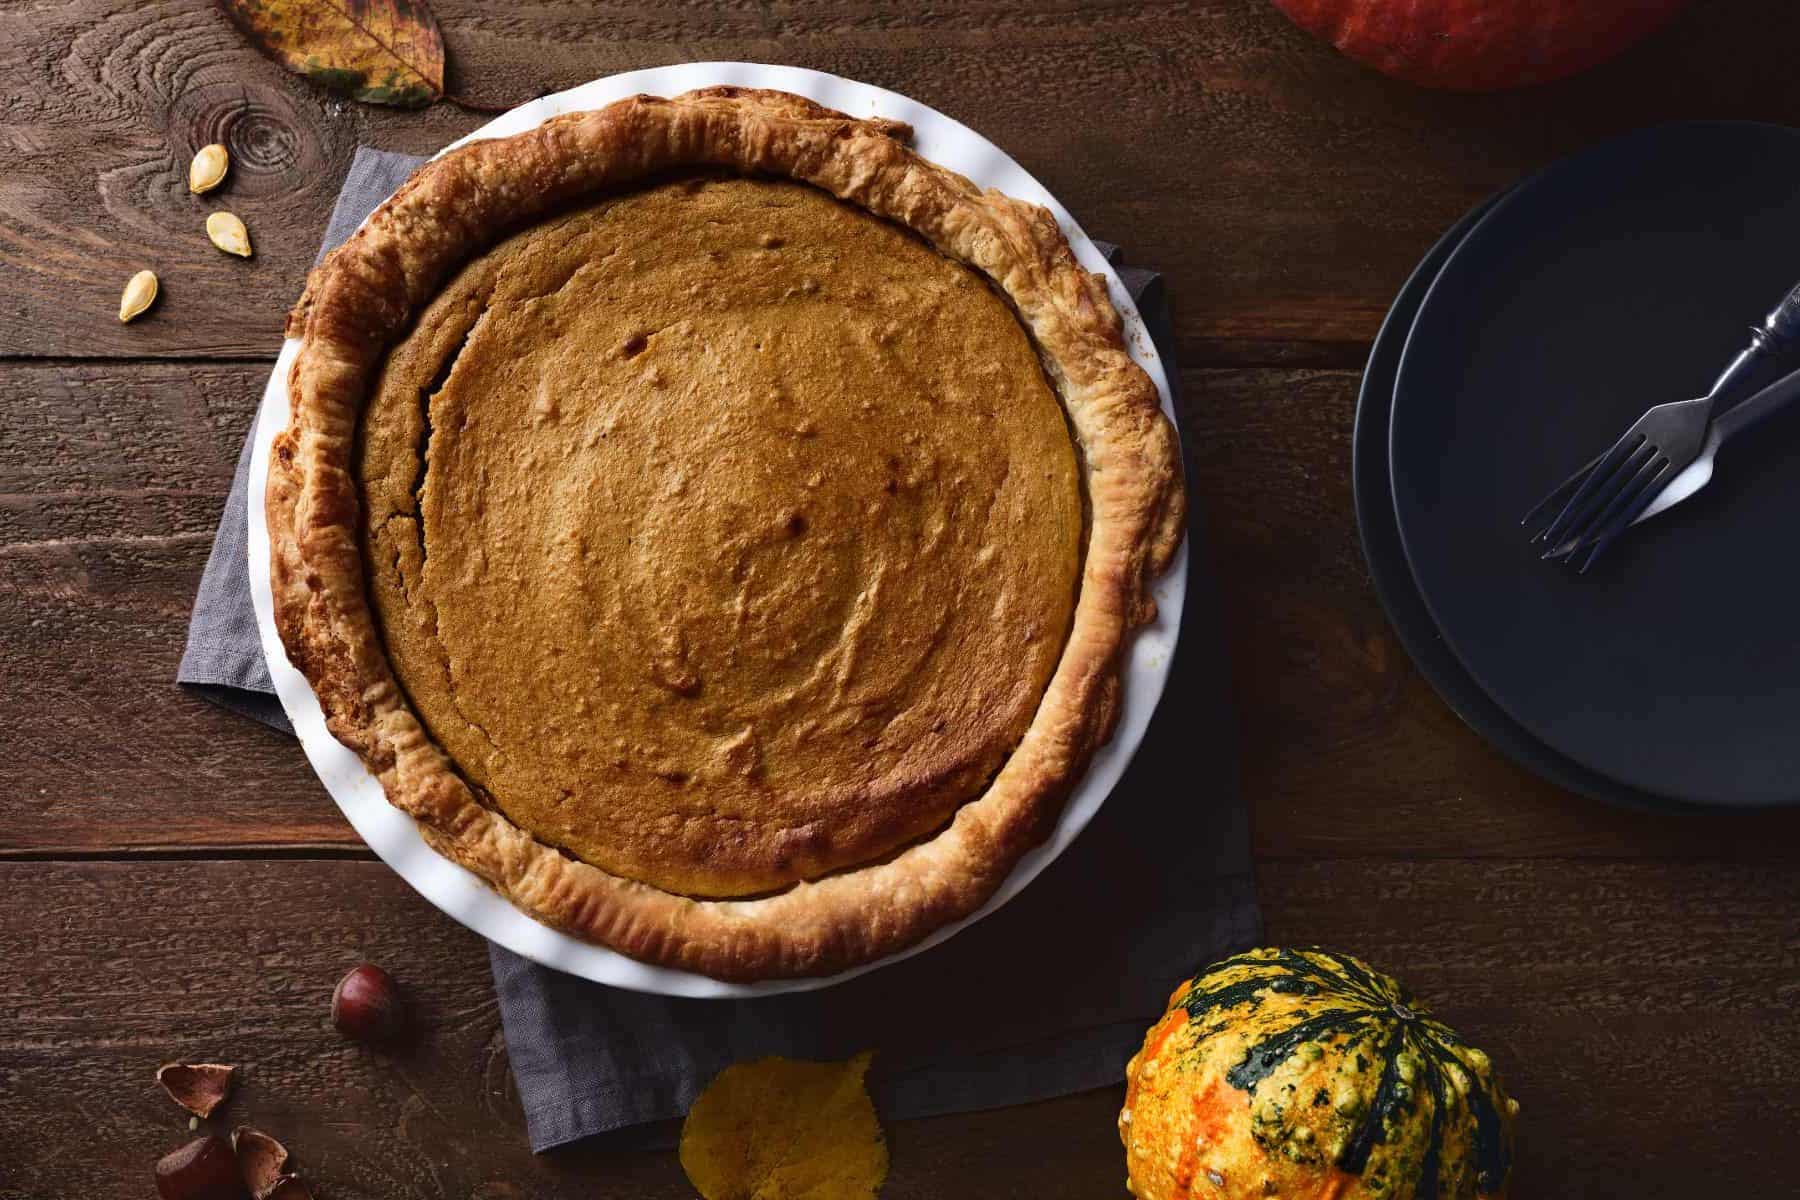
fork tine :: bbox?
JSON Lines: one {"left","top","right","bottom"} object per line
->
{"left": 1571, "top": 460, "right": 1673, "bottom": 573}
{"left": 1574, "top": 441, "right": 1662, "bottom": 535}
{"left": 1543, "top": 447, "right": 1658, "bottom": 559}
{"left": 1535, "top": 433, "right": 1646, "bottom": 547}
{"left": 1551, "top": 451, "right": 1668, "bottom": 559}
{"left": 1539, "top": 437, "right": 1651, "bottom": 551}
{"left": 1520, "top": 445, "right": 1609, "bottom": 530}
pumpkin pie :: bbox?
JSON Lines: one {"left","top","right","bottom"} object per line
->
{"left": 268, "top": 87, "right": 1184, "bottom": 980}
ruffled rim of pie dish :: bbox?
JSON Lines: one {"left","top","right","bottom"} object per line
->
{"left": 267, "top": 86, "right": 1185, "bottom": 981}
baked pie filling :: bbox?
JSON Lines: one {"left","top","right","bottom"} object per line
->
{"left": 269, "top": 88, "right": 1184, "bottom": 978}
{"left": 357, "top": 177, "right": 1083, "bottom": 898}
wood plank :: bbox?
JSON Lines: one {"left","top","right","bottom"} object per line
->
{"left": 9, "top": 362, "right": 1800, "bottom": 857}
{"left": 7, "top": 1, "right": 1800, "bottom": 363}
{"left": 0, "top": 857, "right": 1792, "bottom": 1197}
{"left": 0, "top": 362, "right": 350, "bottom": 851}
{"left": 1261, "top": 858, "right": 1800, "bottom": 1197}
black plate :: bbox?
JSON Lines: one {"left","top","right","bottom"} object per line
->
{"left": 1354, "top": 187, "right": 1661, "bottom": 810}
{"left": 1391, "top": 122, "right": 1800, "bottom": 809}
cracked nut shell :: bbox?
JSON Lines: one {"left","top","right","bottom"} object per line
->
{"left": 232, "top": 1126, "right": 288, "bottom": 1197}
{"left": 156, "top": 1062, "right": 235, "bottom": 1118}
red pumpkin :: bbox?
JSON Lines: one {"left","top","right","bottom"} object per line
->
{"left": 1270, "top": 0, "right": 1689, "bottom": 91}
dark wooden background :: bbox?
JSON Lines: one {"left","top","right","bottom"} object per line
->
{"left": 5, "top": 2, "right": 1799, "bottom": 1196}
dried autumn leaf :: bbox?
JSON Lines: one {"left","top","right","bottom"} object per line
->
{"left": 156, "top": 1062, "right": 234, "bottom": 1117}
{"left": 215, "top": 0, "right": 445, "bottom": 109}
{"left": 680, "top": 1052, "right": 887, "bottom": 1200}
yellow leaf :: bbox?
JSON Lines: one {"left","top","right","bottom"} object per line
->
{"left": 216, "top": 0, "right": 444, "bottom": 109}
{"left": 680, "top": 1052, "right": 888, "bottom": 1200}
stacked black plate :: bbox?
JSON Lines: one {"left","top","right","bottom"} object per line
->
{"left": 1356, "top": 122, "right": 1800, "bottom": 811}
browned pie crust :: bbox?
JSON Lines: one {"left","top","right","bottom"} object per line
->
{"left": 268, "top": 86, "right": 1185, "bottom": 980}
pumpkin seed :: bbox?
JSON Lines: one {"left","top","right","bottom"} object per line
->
{"left": 118, "top": 270, "right": 158, "bottom": 322}
{"left": 206, "top": 211, "right": 252, "bottom": 258}
{"left": 188, "top": 143, "right": 229, "bottom": 193}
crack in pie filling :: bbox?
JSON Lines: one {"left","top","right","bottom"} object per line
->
{"left": 269, "top": 87, "right": 1185, "bottom": 979}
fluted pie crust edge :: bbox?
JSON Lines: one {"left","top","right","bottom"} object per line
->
{"left": 267, "top": 86, "right": 1186, "bottom": 981}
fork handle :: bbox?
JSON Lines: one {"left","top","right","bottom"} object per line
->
{"left": 1707, "top": 278, "right": 1800, "bottom": 400}
{"left": 1715, "top": 362, "right": 1800, "bottom": 445}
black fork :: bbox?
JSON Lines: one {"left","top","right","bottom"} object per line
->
{"left": 1523, "top": 279, "right": 1800, "bottom": 569}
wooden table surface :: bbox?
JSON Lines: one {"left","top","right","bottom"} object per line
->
{"left": 5, "top": 3, "right": 1800, "bottom": 1196}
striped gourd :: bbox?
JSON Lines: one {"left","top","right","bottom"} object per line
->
{"left": 1121, "top": 948, "right": 1516, "bottom": 1200}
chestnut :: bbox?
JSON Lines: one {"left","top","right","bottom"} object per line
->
{"left": 155, "top": 1135, "right": 246, "bottom": 1200}
{"left": 331, "top": 963, "right": 408, "bottom": 1046}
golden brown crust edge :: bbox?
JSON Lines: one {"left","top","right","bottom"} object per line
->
{"left": 267, "top": 86, "right": 1186, "bottom": 981}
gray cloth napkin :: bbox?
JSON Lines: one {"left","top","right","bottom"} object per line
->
{"left": 179, "top": 146, "right": 1259, "bottom": 1152}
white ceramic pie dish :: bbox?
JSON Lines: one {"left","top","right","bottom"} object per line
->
{"left": 248, "top": 61, "right": 1187, "bottom": 997}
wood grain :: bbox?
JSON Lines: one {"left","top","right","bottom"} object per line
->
{"left": 7, "top": 1, "right": 1800, "bottom": 364}
{"left": 0, "top": 857, "right": 1791, "bottom": 1198}
{"left": 8, "top": 361, "right": 1800, "bottom": 858}
{"left": 0, "top": 362, "right": 345, "bottom": 853}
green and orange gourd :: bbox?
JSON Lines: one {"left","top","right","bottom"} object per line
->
{"left": 1122, "top": 948, "right": 1517, "bottom": 1199}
